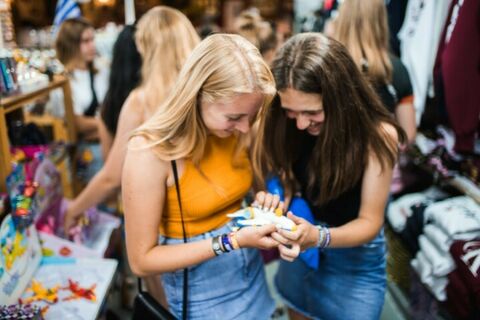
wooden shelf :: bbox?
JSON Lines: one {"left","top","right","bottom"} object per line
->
{"left": 0, "top": 75, "right": 77, "bottom": 193}
{"left": 0, "top": 79, "right": 67, "bottom": 114}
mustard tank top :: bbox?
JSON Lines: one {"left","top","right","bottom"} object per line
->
{"left": 160, "top": 135, "right": 252, "bottom": 238}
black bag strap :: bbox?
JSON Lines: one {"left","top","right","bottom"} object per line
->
{"left": 171, "top": 160, "right": 188, "bottom": 244}
{"left": 136, "top": 160, "right": 188, "bottom": 320}
{"left": 83, "top": 62, "right": 99, "bottom": 117}
{"left": 171, "top": 160, "right": 188, "bottom": 320}
{"left": 137, "top": 277, "right": 144, "bottom": 292}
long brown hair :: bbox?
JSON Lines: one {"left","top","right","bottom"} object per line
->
{"left": 332, "top": 0, "right": 392, "bottom": 84}
{"left": 253, "top": 33, "right": 405, "bottom": 205}
{"left": 55, "top": 18, "right": 93, "bottom": 69}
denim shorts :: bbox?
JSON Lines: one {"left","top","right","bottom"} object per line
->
{"left": 275, "top": 229, "right": 386, "bottom": 320}
{"left": 76, "top": 142, "right": 103, "bottom": 182}
{"left": 159, "top": 223, "right": 275, "bottom": 320}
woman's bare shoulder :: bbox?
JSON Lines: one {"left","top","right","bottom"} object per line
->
{"left": 125, "top": 136, "right": 170, "bottom": 178}
{"left": 379, "top": 122, "right": 399, "bottom": 144}
{"left": 123, "top": 89, "right": 145, "bottom": 112}
{"left": 128, "top": 135, "right": 149, "bottom": 149}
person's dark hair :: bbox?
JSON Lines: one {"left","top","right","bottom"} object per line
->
{"left": 234, "top": 11, "right": 277, "bottom": 56}
{"left": 253, "top": 33, "right": 406, "bottom": 205}
{"left": 101, "top": 25, "right": 142, "bottom": 135}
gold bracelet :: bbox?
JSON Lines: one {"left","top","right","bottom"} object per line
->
{"left": 229, "top": 232, "right": 240, "bottom": 250}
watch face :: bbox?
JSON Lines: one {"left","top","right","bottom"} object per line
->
{"left": 213, "top": 242, "right": 220, "bottom": 250}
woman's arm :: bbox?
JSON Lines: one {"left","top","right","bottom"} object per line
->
{"left": 75, "top": 115, "right": 99, "bottom": 138}
{"left": 98, "top": 118, "right": 113, "bottom": 160}
{"left": 123, "top": 137, "right": 279, "bottom": 276}
{"left": 122, "top": 140, "right": 213, "bottom": 275}
{"left": 271, "top": 124, "right": 398, "bottom": 250}
{"left": 64, "top": 93, "right": 143, "bottom": 230}
{"left": 326, "top": 146, "right": 393, "bottom": 247}
{"left": 275, "top": 153, "right": 393, "bottom": 249}
{"left": 395, "top": 101, "right": 416, "bottom": 144}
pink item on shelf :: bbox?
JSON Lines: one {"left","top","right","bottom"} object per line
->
{"left": 67, "top": 207, "right": 99, "bottom": 244}
{"left": 11, "top": 145, "right": 49, "bottom": 159}
{"left": 39, "top": 209, "right": 121, "bottom": 258}
{"left": 35, "top": 198, "right": 120, "bottom": 256}
{"left": 35, "top": 198, "right": 67, "bottom": 236}
{"left": 33, "top": 158, "right": 63, "bottom": 220}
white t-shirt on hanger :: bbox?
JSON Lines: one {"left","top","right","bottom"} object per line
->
{"left": 398, "top": 0, "right": 451, "bottom": 124}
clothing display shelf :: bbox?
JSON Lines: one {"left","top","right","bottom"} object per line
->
{"left": 386, "top": 156, "right": 480, "bottom": 319}
{"left": 0, "top": 75, "right": 76, "bottom": 193}
{"left": 387, "top": 276, "right": 452, "bottom": 320}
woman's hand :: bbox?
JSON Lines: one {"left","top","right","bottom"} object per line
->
{"left": 271, "top": 212, "right": 319, "bottom": 252}
{"left": 235, "top": 224, "right": 279, "bottom": 250}
{"left": 63, "top": 208, "right": 82, "bottom": 235}
{"left": 277, "top": 242, "right": 301, "bottom": 262}
{"left": 253, "top": 191, "right": 285, "bottom": 212}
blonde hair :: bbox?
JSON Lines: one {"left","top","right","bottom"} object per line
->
{"left": 135, "top": 6, "right": 200, "bottom": 114}
{"left": 332, "top": 0, "right": 392, "bottom": 83}
{"left": 134, "top": 34, "right": 276, "bottom": 164}
{"left": 234, "top": 10, "right": 277, "bottom": 56}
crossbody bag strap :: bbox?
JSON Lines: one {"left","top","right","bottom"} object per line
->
{"left": 171, "top": 160, "right": 188, "bottom": 243}
{"left": 171, "top": 160, "right": 188, "bottom": 320}
{"left": 83, "top": 62, "right": 99, "bottom": 117}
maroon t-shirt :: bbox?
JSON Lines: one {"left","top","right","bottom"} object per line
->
{"left": 433, "top": 0, "right": 480, "bottom": 153}
{"left": 446, "top": 239, "right": 480, "bottom": 319}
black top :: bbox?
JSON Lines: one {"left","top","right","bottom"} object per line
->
{"left": 387, "top": 0, "right": 409, "bottom": 56}
{"left": 293, "top": 132, "right": 362, "bottom": 227}
{"left": 374, "top": 55, "right": 413, "bottom": 114}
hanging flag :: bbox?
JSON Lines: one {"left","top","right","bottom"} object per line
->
{"left": 53, "top": 0, "right": 82, "bottom": 30}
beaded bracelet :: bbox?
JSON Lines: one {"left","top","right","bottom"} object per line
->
{"left": 229, "top": 232, "right": 240, "bottom": 250}
{"left": 323, "top": 227, "right": 331, "bottom": 248}
{"left": 315, "top": 225, "right": 331, "bottom": 248}
{"left": 221, "top": 234, "right": 233, "bottom": 252}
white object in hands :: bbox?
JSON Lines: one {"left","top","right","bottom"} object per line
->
{"left": 227, "top": 206, "right": 297, "bottom": 231}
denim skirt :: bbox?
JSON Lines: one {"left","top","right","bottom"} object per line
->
{"left": 275, "top": 229, "right": 386, "bottom": 320}
{"left": 159, "top": 223, "right": 275, "bottom": 320}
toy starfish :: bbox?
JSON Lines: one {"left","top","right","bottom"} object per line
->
{"left": 22, "top": 279, "right": 59, "bottom": 304}
{"left": 2, "top": 231, "right": 27, "bottom": 270}
{"left": 62, "top": 279, "right": 96, "bottom": 302}
{"left": 227, "top": 206, "right": 297, "bottom": 231}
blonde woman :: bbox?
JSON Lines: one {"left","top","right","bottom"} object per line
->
{"left": 331, "top": 0, "right": 416, "bottom": 143}
{"left": 122, "top": 34, "right": 280, "bottom": 319}
{"left": 64, "top": 7, "right": 199, "bottom": 229}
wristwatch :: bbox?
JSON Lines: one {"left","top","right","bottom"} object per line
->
{"left": 212, "top": 236, "right": 224, "bottom": 256}
{"left": 315, "top": 225, "right": 325, "bottom": 248}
